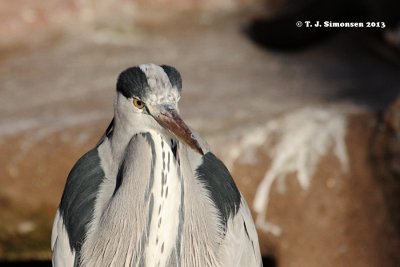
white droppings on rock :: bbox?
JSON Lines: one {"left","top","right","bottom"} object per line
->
{"left": 18, "top": 221, "right": 36, "bottom": 234}
{"left": 222, "top": 107, "right": 350, "bottom": 235}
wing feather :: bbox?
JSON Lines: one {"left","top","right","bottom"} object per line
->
{"left": 51, "top": 210, "right": 76, "bottom": 267}
{"left": 52, "top": 147, "right": 106, "bottom": 266}
{"left": 219, "top": 200, "right": 263, "bottom": 266}
{"left": 190, "top": 145, "right": 263, "bottom": 266}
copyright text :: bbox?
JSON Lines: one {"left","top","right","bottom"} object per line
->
{"left": 296, "top": 21, "right": 386, "bottom": 29}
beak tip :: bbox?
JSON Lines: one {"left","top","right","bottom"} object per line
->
{"left": 154, "top": 107, "right": 205, "bottom": 156}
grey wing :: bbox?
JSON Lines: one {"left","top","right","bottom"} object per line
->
{"left": 51, "top": 147, "right": 106, "bottom": 267}
{"left": 187, "top": 141, "right": 262, "bottom": 267}
{"left": 51, "top": 209, "right": 76, "bottom": 267}
{"left": 220, "top": 199, "right": 263, "bottom": 267}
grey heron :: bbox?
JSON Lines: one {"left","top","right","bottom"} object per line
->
{"left": 51, "top": 63, "right": 262, "bottom": 266}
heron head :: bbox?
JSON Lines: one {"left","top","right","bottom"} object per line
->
{"left": 115, "top": 63, "right": 203, "bottom": 155}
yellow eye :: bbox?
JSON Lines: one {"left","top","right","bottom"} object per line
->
{"left": 133, "top": 98, "right": 145, "bottom": 109}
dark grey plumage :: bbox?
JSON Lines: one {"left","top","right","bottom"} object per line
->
{"left": 58, "top": 148, "right": 105, "bottom": 264}
{"left": 117, "top": 65, "right": 182, "bottom": 100}
{"left": 116, "top": 66, "right": 150, "bottom": 99}
{"left": 196, "top": 152, "right": 242, "bottom": 230}
{"left": 161, "top": 65, "right": 182, "bottom": 91}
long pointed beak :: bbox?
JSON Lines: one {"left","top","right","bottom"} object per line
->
{"left": 150, "top": 105, "right": 204, "bottom": 155}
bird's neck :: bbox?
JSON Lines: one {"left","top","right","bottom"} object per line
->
{"left": 90, "top": 127, "right": 185, "bottom": 266}
{"left": 108, "top": 116, "right": 172, "bottom": 163}
{"left": 137, "top": 133, "right": 184, "bottom": 267}
{"left": 108, "top": 118, "right": 137, "bottom": 163}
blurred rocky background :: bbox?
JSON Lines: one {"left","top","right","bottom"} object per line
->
{"left": 0, "top": 0, "right": 399, "bottom": 266}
